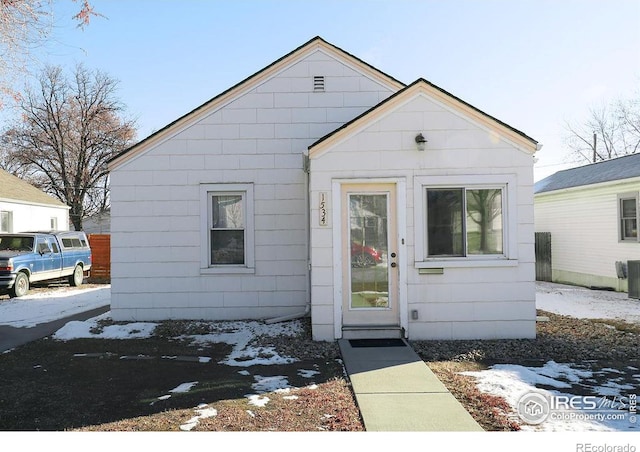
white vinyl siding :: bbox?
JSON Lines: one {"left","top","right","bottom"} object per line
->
{"left": 310, "top": 92, "right": 535, "bottom": 340}
{"left": 0, "top": 202, "right": 68, "bottom": 233}
{"left": 109, "top": 47, "right": 396, "bottom": 322}
{"left": 535, "top": 180, "right": 640, "bottom": 289}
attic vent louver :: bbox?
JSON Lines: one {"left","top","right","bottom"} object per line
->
{"left": 313, "top": 76, "right": 325, "bottom": 92}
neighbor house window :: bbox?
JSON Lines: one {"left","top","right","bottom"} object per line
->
{"left": 426, "top": 188, "right": 504, "bottom": 257}
{"left": 619, "top": 194, "right": 639, "bottom": 242}
{"left": 50, "top": 217, "right": 58, "bottom": 230}
{"left": 200, "top": 183, "right": 254, "bottom": 273}
{"left": 0, "top": 211, "right": 13, "bottom": 233}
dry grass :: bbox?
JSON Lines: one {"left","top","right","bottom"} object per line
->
{"left": 589, "top": 318, "right": 640, "bottom": 335}
{"left": 3, "top": 300, "right": 637, "bottom": 432}
{"left": 416, "top": 310, "right": 640, "bottom": 431}
{"left": 76, "top": 378, "right": 364, "bottom": 432}
{"left": 428, "top": 362, "right": 521, "bottom": 431}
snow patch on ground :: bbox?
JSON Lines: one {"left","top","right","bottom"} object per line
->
{"left": 458, "top": 282, "right": 640, "bottom": 432}
{"left": 179, "top": 404, "right": 217, "bottom": 431}
{"left": 186, "top": 320, "right": 302, "bottom": 367}
{"left": 536, "top": 281, "right": 640, "bottom": 323}
{"left": 462, "top": 361, "right": 638, "bottom": 432}
{"left": 0, "top": 286, "right": 110, "bottom": 328}
{"left": 5, "top": 282, "right": 640, "bottom": 432}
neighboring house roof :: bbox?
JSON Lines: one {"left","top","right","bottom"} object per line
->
{"left": 534, "top": 153, "right": 640, "bottom": 194}
{"left": 309, "top": 78, "right": 538, "bottom": 157}
{"left": 0, "top": 169, "right": 69, "bottom": 208}
{"left": 107, "top": 36, "right": 406, "bottom": 171}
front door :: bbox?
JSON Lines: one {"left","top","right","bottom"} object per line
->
{"left": 341, "top": 183, "right": 399, "bottom": 329}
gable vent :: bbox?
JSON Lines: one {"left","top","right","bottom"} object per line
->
{"left": 313, "top": 75, "right": 325, "bottom": 92}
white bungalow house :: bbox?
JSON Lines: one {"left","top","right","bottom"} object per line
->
{"left": 0, "top": 169, "right": 70, "bottom": 233}
{"left": 535, "top": 153, "right": 640, "bottom": 293}
{"left": 108, "top": 37, "right": 539, "bottom": 341}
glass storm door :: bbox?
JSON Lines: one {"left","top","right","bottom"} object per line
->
{"left": 341, "top": 184, "right": 399, "bottom": 327}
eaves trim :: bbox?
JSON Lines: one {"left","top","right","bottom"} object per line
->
{"left": 308, "top": 78, "right": 538, "bottom": 158}
{"left": 534, "top": 175, "right": 640, "bottom": 197}
{"left": 0, "top": 197, "right": 71, "bottom": 210}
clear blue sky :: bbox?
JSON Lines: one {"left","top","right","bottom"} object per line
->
{"left": 34, "top": 0, "right": 640, "bottom": 181}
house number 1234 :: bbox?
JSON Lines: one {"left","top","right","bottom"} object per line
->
{"left": 319, "top": 192, "right": 328, "bottom": 226}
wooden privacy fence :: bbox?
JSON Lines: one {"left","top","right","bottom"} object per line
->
{"left": 88, "top": 234, "right": 110, "bottom": 283}
{"left": 535, "top": 232, "right": 552, "bottom": 282}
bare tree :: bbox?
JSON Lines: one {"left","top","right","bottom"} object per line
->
{"left": 0, "top": 0, "right": 99, "bottom": 106}
{"left": 618, "top": 95, "right": 640, "bottom": 155}
{"left": 564, "top": 93, "right": 640, "bottom": 164}
{"left": 466, "top": 189, "right": 502, "bottom": 254}
{"left": 1, "top": 64, "right": 136, "bottom": 230}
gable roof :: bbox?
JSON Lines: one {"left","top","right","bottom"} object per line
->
{"left": 309, "top": 78, "right": 538, "bottom": 157}
{"left": 534, "top": 153, "right": 640, "bottom": 194}
{"left": 0, "top": 169, "right": 69, "bottom": 208}
{"left": 108, "top": 36, "right": 405, "bottom": 171}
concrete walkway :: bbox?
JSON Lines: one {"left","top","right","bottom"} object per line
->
{"left": 338, "top": 338, "right": 483, "bottom": 432}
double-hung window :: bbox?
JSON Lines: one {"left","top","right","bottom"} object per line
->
{"left": 210, "top": 194, "right": 245, "bottom": 264}
{"left": 200, "top": 183, "right": 254, "bottom": 273}
{"left": 619, "top": 193, "right": 639, "bottom": 242}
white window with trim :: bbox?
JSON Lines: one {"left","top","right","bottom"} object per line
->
{"left": 414, "top": 175, "right": 518, "bottom": 267}
{"left": 1, "top": 211, "right": 13, "bottom": 233}
{"left": 618, "top": 193, "right": 639, "bottom": 242}
{"left": 200, "top": 183, "right": 254, "bottom": 273}
{"left": 426, "top": 187, "right": 504, "bottom": 256}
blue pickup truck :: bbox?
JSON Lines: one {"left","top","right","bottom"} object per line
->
{"left": 0, "top": 231, "right": 92, "bottom": 298}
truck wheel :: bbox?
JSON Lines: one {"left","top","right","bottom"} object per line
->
{"left": 69, "top": 265, "right": 84, "bottom": 287}
{"left": 9, "top": 272, "right": 29, "bottom": 298}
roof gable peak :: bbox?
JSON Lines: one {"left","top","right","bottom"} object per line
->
{"left": 309, "top": 77, "right": 537, "bottom": 156}
{"left": 108, "top": 36, "right": 404, "bottom": 170}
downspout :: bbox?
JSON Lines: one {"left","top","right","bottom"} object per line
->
{"left": 264, "top": 302, "right": 310, "bottom": 324}
{"left": 265, "top": 153, "right": 312, "bottom": 324}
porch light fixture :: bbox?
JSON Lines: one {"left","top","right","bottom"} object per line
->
{"left": 415, "top": 133, "right": 427, "bottom": 151}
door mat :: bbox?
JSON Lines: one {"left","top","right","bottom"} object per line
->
{"left": 349, "top": 339, "right": 407, "bottom": 348}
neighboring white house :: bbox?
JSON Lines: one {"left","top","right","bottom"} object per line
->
{"left": 0, "top": 169, "right": 70, "bottom": 233}
{"left": 108, "top": 37, "right": 539, "bottom": 341}
{"left": 534, "top": 154, "right": 640, "bottom": 292}
{"left": 83, "top": 209, "right": 111, "bottom": 234}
